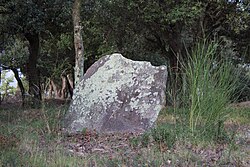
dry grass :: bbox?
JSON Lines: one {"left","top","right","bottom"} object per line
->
{"left": 0, "top": 101, "right": 249, "bottom": 166}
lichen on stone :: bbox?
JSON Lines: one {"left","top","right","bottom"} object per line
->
{"left": 65, "top": 53, "right": 167, "bottom": 133}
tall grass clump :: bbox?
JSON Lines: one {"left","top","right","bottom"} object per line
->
{"left": 184, "top": 40, "right": 238, "bottom": 140}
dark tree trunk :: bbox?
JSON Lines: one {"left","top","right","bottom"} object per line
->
{"left": 168, "top": 23, "right": 183, "bottom": 71}
{"left": 1, "top": 65, "right": 26, "bottom": 105}
{"left": 10, "top": 68, "right": 26, "bottom": 106}
{"left": 147, "top": 23, "right": 183, "bottom": 71}
{"left": 25, "top": 33, "right": 41, "bottom": 104}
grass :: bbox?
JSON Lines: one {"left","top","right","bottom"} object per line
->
{"left": 0, "top": 103, "right": 86, "bottom": 166}
{"left": 0, "top": 102, "right": 249, "bottom": 166}
{"left": 183, "top": 40, "right": 239, "bottom": 140}
{"left": 227, "top": 107, "right": 250, "bottom": 125}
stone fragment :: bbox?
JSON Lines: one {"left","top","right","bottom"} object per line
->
{"left": 64, "top": 53, "right": 167, "bottom": 133}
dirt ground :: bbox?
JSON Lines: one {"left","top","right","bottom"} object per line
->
{"left": 231, "top": 101, "right": 250, "bottom": 108}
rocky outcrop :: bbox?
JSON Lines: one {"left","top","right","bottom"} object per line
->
{"left": 64, "top": 53, "right": 167, "bottom": 133}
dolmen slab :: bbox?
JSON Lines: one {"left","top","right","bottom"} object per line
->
{"left": 64, "top": 53, "right": 167, "bottom": 133}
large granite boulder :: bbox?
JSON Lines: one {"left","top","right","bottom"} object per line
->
{"left": 64, "top": 53, "right": 167, "bottom": 133}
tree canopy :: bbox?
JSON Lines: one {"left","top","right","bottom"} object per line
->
{"left": 0, "top": 0, "right": 249, "bottom": 103}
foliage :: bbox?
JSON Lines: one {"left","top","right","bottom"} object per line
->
{"left": 183, "top": 40, "right": 239, "bottom": 139}
{"left": 0, "top": 37, "right": 29, "bottom": 68}
{"left": 0, "top": 0, "right": 250, "bottom": 101}
{"left": 1, "top": 0, "right": 73, "bottom": 35}
{"left": 1, "top": 0, "right": 74, "bottom": 101}
{"left": 79, "top": 0, "right": 250, "bottom": 67}
{"left": 0, "top": 70, "right": 17, "bottom": 101}
{"left": 235, "top": 65, "right": 250, "bottom": 102}
{"left": 39, "top": 33, "right": 74, "bottom": 81}
{"left": 87, "top": 0, "right": 203, "bottom": 65}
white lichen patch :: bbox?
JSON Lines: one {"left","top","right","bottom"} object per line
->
{"left": 75, "top": 54, "right": 158, "bottom": 112}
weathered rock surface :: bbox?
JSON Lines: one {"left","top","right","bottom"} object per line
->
{"left": 64, "top": 53, "right": 167, "bottom": 133}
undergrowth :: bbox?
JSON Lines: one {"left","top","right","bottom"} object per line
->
{"left": 0, "top": 100, "right": 249, "bottom": 166}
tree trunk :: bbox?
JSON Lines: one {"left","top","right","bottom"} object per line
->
{"left": 61, "top": 75, "right": 67, "bottom": 99}
{"left": 25, "top": 33, "right": 41, "bottom": 105}
{"left": 168, "top": 23, "right": 183, "bottom": 71}
{"left": 73, "top": 0, "right": 84, "bottom": 86}
{"left": 10, "top": 68, "right": 26, "bottom": 106}
{"left": 66, "top": 74, "right": 74, "bottom": 99}
{"left": 0, "top": 62, "right": 1, "bottom": 105}
{"left": 0, "top": 33, "right": 3, "bottom": 105}
{"left": 48, "top": 80, "right": 53, "bottom": 99}
{"left": 50, "top": 80, "right": 61, "bottom": 99}
{"left": 48, "top": 75, "right": 74, "bottom": 100}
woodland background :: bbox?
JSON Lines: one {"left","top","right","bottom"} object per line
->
{"left": 0, "top": 0, "right": 250, "bottom": 105}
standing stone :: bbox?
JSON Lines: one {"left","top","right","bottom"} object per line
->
{"left": 64, "top": 53, "right": 167, "bottom": 133}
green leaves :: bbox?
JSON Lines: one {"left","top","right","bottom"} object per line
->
{"left": 0, "top": 70, "right": 17, "bottom": 101}
{"left": 0, "top": 38, "right": 29, "bottom": 68}
{"left": 1, "top": 0, "right": 73, "bottom": 35}
{"left": 39, "top": 33, "right": 74, "bottom": 81}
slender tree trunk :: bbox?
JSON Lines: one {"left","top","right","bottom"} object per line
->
{"left": 48, "top": 80, "right": 53, "bottom": 99}
{"left": 0, "top": 61, "right": 1, "bottom": 105}
{"left": 50, "top": 80, "right": 61, "bottom": 99}
{"left": 0, "top": 33, "right": 3, "bottom": 105}
{"left": 73, "top": 0, "right": 84, "bottom": 86}
{"left": 168, "top": 23, "right": 183, "bottom": 71}
{"left": 66, "top": 74, "right": 74, "bottom": 99}
{"left": 25, "top": 33, "right": 41, "bottom": 105}
{"left": 61, "top": 75, "right": 67, "bottom": 99}
{"left": 10, "top": 68, "right": 26, "bottom": 106}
